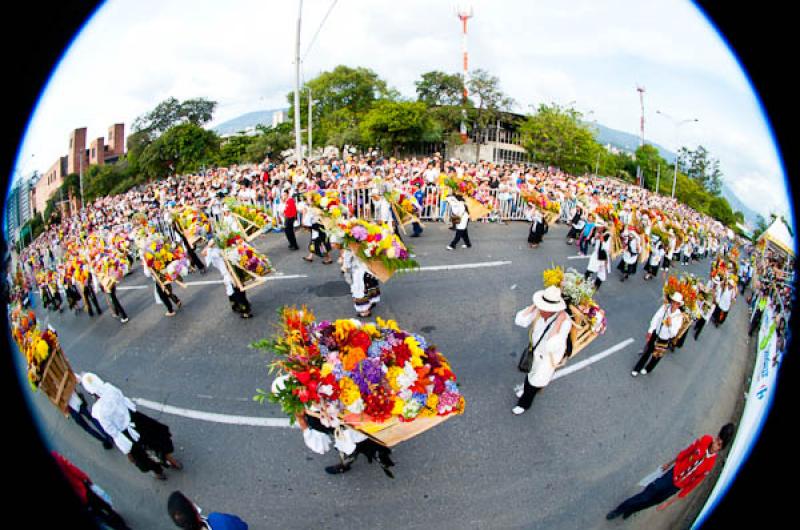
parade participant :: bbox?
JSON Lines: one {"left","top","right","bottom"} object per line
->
{"left": 693, "top": 286, "right": 715, "bottom": 341}
{"left": 584, "top": 221, "right": 611, "bottom": 289}
{"left": 631, "top": 292, "right": 685, "bottom": 376}
{"left": 141, "top": 245, "right": 182, "bottom": 317}
{"left": 348, "top": 255, "right": 381, "bottom": 317}
{"left": 291, "top": 405, "right": 395, "bottom": 478}
{"left": 566, "top": 206, "right": 585, "bottom": 245}
{"left": 82, "top": 270, "right": 104, "bottom": 317}
{"left": 66, "top": 378, "right": 114, "bottom": 449}
{"left": 65, "top": 276, "right": 83, "bottom": 314}
{"left": 606, "top": 424, "right": 735, "bottom": 521}
{"left": 527, "top": 208, "right": 546, "bottom": 249}
{"left": 302, "top": 205, "right": 333, "bottom": 264}
{"left": 202, "top": 239, "right": 253, "bottom": 319}
{"left": 446, "top": 195, "right": 472, "bottom": 250}
{"left": 643, "top": 240, "right": 664, "bottom": 281}
{"left": 81, "top": 372, "right": 182, "bottom": 481}
{"left": 577, "top": 214, "right": 596, "bottom": 256}
{"left": 712, "top": 277, "right": 736, "bottom": 326}
{"left": 167, "top": 490, "right": 249, "bottom": 530}
{"left": 51, "top": 451, "right": 131, "bottom": 530}
{"left": 618, "top": 227, "right": 640, "bottom": 281}
{"left": 281, "top": 189, "right": 299, "bottom": 250}
{"left": 662, "top": 229, "right": 676, "bottom": 277}
{"left": 681, "top": 237, "right": 693, "bottom": 265}
{"left": 173, "top": 217, "right": 206, "bottom": 274}
{"left": 748, "top": 287, "right": 769, "bottom": 337}
{"left": 104, "top": 280, "right": 129, "bottom": 324}
{"left": 512, "top": 286, "right": 572, "bottom": 415}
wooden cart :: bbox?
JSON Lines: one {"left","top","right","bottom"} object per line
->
{"left": 232, "top": 213, "right": 265, "bottom": 242}
{"left": 37, "top": 343, "right": 77, "bottom": 415}
{"left": 464, "top": 196, "right": 491, "bottom": 222}
{"left": 348, "top": 242, "right": 393, "bottom": 283}
{"left": 223, "top": 255, "right": 268, "bottom": 292}
{"left": 307, "top": 410, "right": 456, "bottom": 448}
{"left": 568, "top": 304, "right": 599, "bottom": 357}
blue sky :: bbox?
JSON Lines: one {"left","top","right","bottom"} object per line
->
{"left": 13, "top": 0, "right": 790, "bottom": 221}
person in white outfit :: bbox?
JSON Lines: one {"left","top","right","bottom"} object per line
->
{"left": 585, "top": 221, "right": 611, "bottom": 289}
{"left": 712, "top": 277, "right": 736, "bottom": 326}
{"left": 446, "top": 195, "right": 472, "bottom": 250}
{"left": 202, "top": 239, "right": 252, "bottom": 318}
{"left": 512, "top": 286, "right": 573, "bottom": 415}
{"left": 631, "top": 292, "right": 685, "bottom": 376}
{"left": 349, "top": 257, "right": 381, "bottom": 317}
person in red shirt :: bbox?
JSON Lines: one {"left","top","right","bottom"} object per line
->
{"left": 606, "top": 423, "right": 735, "bottom": 521}
{"left": 282, "top": 189, "right": 299, "bottom": 250}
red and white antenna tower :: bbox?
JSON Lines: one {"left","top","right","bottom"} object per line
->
{"left": 457, "top": 5, "right": 473, "bottom": 140}
{"left": 636, "top": 85, "right": 646, "bottom": 147}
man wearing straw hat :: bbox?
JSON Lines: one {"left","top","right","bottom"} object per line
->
{"left": 712, "top": 277, "right": 736, "bottom": 326}
{"left": 631, "top": 293, "right": 685, "bottom": 377}
{"left": 512, "top": 286, "right": 572, "bottom": 415}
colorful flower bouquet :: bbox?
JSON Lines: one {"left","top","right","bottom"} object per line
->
{"left": 218, "top": 231, "right": 273, "bottom": 290}
{"left": 9, "top": 305, "right": 76, "bottom": 411}
{"left": 663, "top": 274, "right": 699, "bottom": 312}
{"left": 143, "top": 234, "right": 189, "bottom": 284}
{"left": 254, "top": 306, "right": 465, "bottom": 444}
{"left": 557, "top": 268, "right": 607, "bottom": 347}
{"left": 543, "top": 265, "right": 565, "bottom": 288}
{"left": 307, "top": 190, "right": 346, "bottom": 220}
{"left": 384, "top": 189, "right": 419, "bottom": 226}
{"left": 444, "top": 175, "right": 477, "bottom": 198}
{"left": 224, "top": 199, "right": 274, "bottom": 241}
{"left": 173, "top": 206, "right": 212, "bottom": 245}
{"left": 340, "top": 218, "right": 418, "bottom": 281}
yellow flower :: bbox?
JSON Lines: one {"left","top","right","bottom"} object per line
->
{"left": 391, "top": 398, "right": 405, "bottom": 416}
{"left": 320, "top": 363, "right": 334, "bottom": 377}
{"left": 386, "top": 366, "right": 403, "bottom": 391}
{"left": 339, "top": 377, "right": 360, "bottom": 406}
{"left": 362, "top": 323, "right": 380, "bottom": 338}
{"left": 34, "top": 339, "right": 49, "bottom": 362}
{"left": 376, "top": 317, "right": 399, "bottom": 331}
{"left": 334, "top": 319, "right": 356, "bottom": 342}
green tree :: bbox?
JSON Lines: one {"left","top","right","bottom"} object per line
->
{"left": 415, "top": 71, "right": 465, "bottom": 106}
{"left": 139, "top": 123, "right": 220, "bottom": 179}
{"left": 519, "top": 103, "right": 598, "bottom": 175}
{"left": 133, "top": 97, "right": 217, "bottom": 137}
{"left": 217, "top": 134, "right": 256, "bottom": 166}
{"left": 246, "top": 123, "right": 294, "bottom": 163}
{"left": 287, "top": 65, "right": 392, "bottom": 149}
{"left": 467, "top": 69, "right": 515, "bottom": 161}
{"left": 360, "top": 100, "right": 442, "bottom": 157}
{"left": 634, "top": 145, "right": 665, "bottom": 191}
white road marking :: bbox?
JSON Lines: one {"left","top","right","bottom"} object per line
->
{"left": 132, "top": 337, "right": 636, "bottom": 428}
{"left": 117, "top": 274, "right": 308, "bottom": 291}
{"left": 567, "top": 255, "right": 590, "bottom": 260}
{"left": 414, "top": 261, "right": 512, "bottom": 272}
{"left": 552, "top": 338, "right": 636, "bottom": 381}
{"left": 133, "top": 398, "right": 294, "bottom": 428}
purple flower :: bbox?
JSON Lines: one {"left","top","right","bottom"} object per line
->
{"left": 357, "top": 357, "right": 384, "bottom": 386}
{"left": 351, "top": 225, "right": 368, "bottom": 241}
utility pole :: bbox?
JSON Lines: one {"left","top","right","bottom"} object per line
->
{"left": 656, "top": 110, "right": 699, "bottom": 199}
{"left": 636, "top": 85, "right": 646, "bottom": 187}
{"left": 293, "top": 0, "right": 304, "bottom": 165}
{"left": 656, "top": 164, "right": 661, "bottom": 194}
{"left": 457, "top": 6, "right": 473, "bottom": 144}
{"left": 308, "top": 86, "right": 313, "bottom": 160}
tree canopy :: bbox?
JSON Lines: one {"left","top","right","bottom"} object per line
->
{"left": 360, "top": 100, "right": 442, "bottom": 157}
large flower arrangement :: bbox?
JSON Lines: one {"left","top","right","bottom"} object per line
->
{"left": 444, "top": 176, "right": 476, "bottom": 198}
{"left": 225, "top": 199, "right": 274, "bottom": 229}
{"left": 254, "top": 306, "right": 465, "bottom": 427}
{"left": 173, "top": 206, "right": 212, "bottom": 241}
{"left": 663, "top": 274, "right": 699, "bottom": 311}
{"left": 9, "top": 307, "right": 61, "bottom": 390}
{"left": 219, "top": 231, "right": 273, "bottom": 280}
{"left": 340, "top": 219, "right": 418, "bottom": 273}
{"left": 306, "top": 190, "right": 346, "bottom": 220}
{"left": 143, "top": 234, "right": 189, "bottom": 283}
{"left": 559, "top": 268, "right": 606, "bottom": 334}
{"left": 384, "top": 189, "right": 418, "bottom": 219}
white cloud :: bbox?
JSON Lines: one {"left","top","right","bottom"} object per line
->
{"left": 13, "top": 0, "right": 790, "bottom": 219}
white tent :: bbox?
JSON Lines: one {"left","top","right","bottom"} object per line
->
{"left": 758, "top": 218, "right": 795, "bottom": 257}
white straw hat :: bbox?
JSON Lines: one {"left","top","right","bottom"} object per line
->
{"left": 533, "top": 285, "right": 567, "bottom": 312}
{"left": 669, "top": 292, "right": 684, "bottom": 305}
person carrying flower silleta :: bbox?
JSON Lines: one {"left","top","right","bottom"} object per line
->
{"left": 346, "top": 254, "right": 381, "bottom": 317}
{"left": 201, "top": 239, "right": 253, "bottom": 319}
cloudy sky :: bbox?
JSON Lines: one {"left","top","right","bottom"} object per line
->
{"left": 13, "top": 0, "right": 791, "bottom": 221}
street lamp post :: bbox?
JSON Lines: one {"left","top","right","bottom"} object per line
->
{"left": 656, "top": 110, "right": 698, "bottom": 199}
{"left": 293, "top": 0, "right": 304, "bottom": 165}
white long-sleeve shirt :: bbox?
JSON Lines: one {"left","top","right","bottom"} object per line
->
{"left": 204, "top": 246, "right": 235, "bottom": 296}
{"left": 515, "top": 307, "right": 572, "bottom": 387}
{"left": 648, "top": 304, "right": 684, "bottom": 340}
{"left": 716, "top": 287, "right": 734, "bottom": 312}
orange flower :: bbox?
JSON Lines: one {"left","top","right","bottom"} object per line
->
{"left": 341, "top": 346, "right": 366, "bottom": 372}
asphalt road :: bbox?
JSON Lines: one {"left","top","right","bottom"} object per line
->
{"left": 20, "top": 221, "right": 753, "bottom": 529}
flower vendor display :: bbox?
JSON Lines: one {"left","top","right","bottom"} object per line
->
{"left": 9, "top": 305, "right": 76, "bottom": 413}
{"left": 552, "top": 268, "right": 607, "bottom": 355}
{"left": 340, "top": 218, "right": 418, "bottom": 282}
{"left": 254, "top": 306, "right": 465, "bottom": 447}
{"left": 224, "top": 199, "right": 274, "bottom": 241}
{"left": 173, "top": 206, "right": 212, "bottom": 246}
{"left": 217, "top": 230, "right": 274, "bottom": 291}
{"left": 142, "top": 233, "right": 190, "bottom": 287}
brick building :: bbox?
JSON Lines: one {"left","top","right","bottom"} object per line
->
{"left": 33, "top": 123, "right": 125, "bottom": 215}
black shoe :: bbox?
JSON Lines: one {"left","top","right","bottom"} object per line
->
{"left": 325, "top": 463, "right": 352, "bottom": 475}
{"left": 103, "top": 440, "right": 114, "bottom": 450}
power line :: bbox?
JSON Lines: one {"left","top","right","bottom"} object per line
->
{"left": 302, "top": 0, "right": 338, "bottom": 63}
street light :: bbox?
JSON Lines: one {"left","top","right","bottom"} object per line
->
{"left": 655, "top": 110, "right": 699, "bottom": 199}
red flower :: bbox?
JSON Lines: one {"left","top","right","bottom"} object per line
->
{"left": 392, "top": 343, "right": 411, "bottom": 367}
{"left": 348, "top": 330, "right": 372, "bottom": 352}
